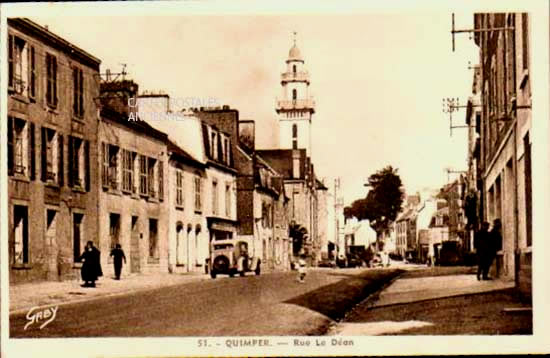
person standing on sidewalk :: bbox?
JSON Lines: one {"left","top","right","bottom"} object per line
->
{"left": 474, "top": 221, "right": 491, "bottom": 280}
{"left": 80, "top": 241, "right": 103, "bottom": 287}
{"left": 110, "top": 244, "right": 127, "bottom": 280}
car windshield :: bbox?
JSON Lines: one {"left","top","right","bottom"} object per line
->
{"left": 213, "top": 244, "right": 233, "bottom": 250}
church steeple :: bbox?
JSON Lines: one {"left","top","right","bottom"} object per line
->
{"left": 276, "top": 34, "right": 315, "bottom": 157}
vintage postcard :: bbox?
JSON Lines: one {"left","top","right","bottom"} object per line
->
{"left": 1, "top": 0, "right": 549, "bottom": 357}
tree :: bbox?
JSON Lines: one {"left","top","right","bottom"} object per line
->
{"left": 363, "top": 166, "right": 404, "bottom": 234}
{"left": 344, "top": 198, "right": 368, "bottom": 220}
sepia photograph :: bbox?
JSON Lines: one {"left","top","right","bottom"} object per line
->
{"left": 1, "top": 0, "right": 549, "bottom": 357}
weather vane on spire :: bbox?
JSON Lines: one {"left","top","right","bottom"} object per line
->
{"left": 293, "top": 31, "right": 297, "bottom": 45}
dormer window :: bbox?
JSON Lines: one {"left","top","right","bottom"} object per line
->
{"left": 292, "top": 89, "right": 297, "bottom": 100}
{"left": 210, "top": 130, "right": 218, "bottom": 159}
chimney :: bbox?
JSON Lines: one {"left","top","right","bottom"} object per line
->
{"left": 100, "top": 79, "right": 139, "bottom": 117}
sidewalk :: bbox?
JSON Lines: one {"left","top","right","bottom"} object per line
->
{"left": 10, "top": 271, "right": 209, "bottom": 315}
{"left": 330, "top": 272, "right": 525, "bottom": 336}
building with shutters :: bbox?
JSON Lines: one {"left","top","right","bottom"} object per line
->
{"left": 7, "top": 18, "right": 101, "bottom": 284}
{"left": 98, "top": 80, "right": 170, "bottom": 276}
{"left": 192, "top": 108, "right": 240, "bottom": 263}
{"left": 235, "top": 121, "right": 291, "bottom": 272}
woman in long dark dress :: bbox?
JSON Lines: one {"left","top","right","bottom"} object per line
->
{"left": 80, "top": 241, "right": 103, "bottom": 287}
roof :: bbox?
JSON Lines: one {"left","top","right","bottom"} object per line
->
{"left": 101, "top": 107, "right": 167, "bottom": 142}
{"left": 316, "top": 179, "right": 328, "bottom": 190}
{"left": 288, "top": 44, "right": 303, "bottom": 62}
{"left": 8, "top": 18, "right": 101, "bottom": 69}
{"left": 167, "top": 139, "right": 205, "bottom": 169}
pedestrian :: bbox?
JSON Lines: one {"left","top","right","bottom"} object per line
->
{"left": 297, "top": 253, "right": 307, "bottom": 283}
{"left": 110, "top": 243, "right": 127, "bottom": 280}
{"left": 474, "top": 221, "right": 491, "bottom": 280}
{"left": 80, "top": 241, "right": 103, "bottom": 287}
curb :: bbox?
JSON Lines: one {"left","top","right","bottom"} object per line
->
{"left": 9, "top": 274, "right": 210, "bottom": 316}
{"left": 367, "top": 285, "right": 517, "bottom": 310}
{"left": 321, "top": 269, "right": 404, "bottom": 335}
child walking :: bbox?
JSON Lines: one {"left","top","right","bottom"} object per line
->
{"left": 297, "top": 253, "right": 307, "bottom": 283}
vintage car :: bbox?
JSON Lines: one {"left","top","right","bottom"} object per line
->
{"left": 209, "top": 240, "right": 261, "bottom": 279}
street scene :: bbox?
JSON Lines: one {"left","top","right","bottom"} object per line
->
{"left": 5, "top": 5, "right": 540, "bottom": 351}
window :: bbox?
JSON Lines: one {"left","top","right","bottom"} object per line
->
{"left": 8, "top": 35, "right": 27, "bottom": 95}
{"left": 148, "top": 157, "right": 157, "bottom": 198}
{"left": 149, "top": 219, "right": 159, "bottom": 261}
{"left": 69, "top": 136, "right": 86, "bottom": 189}
{"left": 292, "top": 89, "right": 297, "bottom": 100}
{"left": 212, "top": 179, "right": 218, "bottom": 215}
{"left": 211, "top": 131, "right": 217, "bottom": 159}
{"left": 29, "top": 45, "right": 36, "bottom": 99}
{"left": 158, "top": 161, "right": 164, "bottom": 200}
{"left": 41, "top": 127, "right": 59, "bottom": 184}
{"left": 176, "top": 169, "right": 184, "bottom": 207}
{"left": 101, "top": 143, "right": 109, "bottom": 187}
{"left": 13, "top": 205, "right": 29, "bottom": 265}
{"left": 293, "top": 64, "right": 296, "bottom": 73}
{"left": 73, "top": 67, "right": 84, "bottom": 118}
{"left": 109, "top": 213, "right": 120, "bottom": 249}
{"left": 108, "top": 145, "right": 120, "bottom": 190}
{"left": 224, "top": 138, "right": 230, "bottom": 165}
{"left": 194, "top": 176, "right": 202, "bottom": 211}
{"left": 46, "top": 53, "right": 58, "bottom": 107}
{"left": 73, "top": 213, "right": 84, "bottom": 262}
{"left": 121, "top": 150, "right": 134, "bottom": 193}
{"left": 225, "top": 183, "right": 231, "bottom": 217}
{"left": 292, "top": 124, "right": 298, "bottom": 149}
{"left": 8, "top": 118, "right": 31, "bottom": 177}
{"left": 139, "top": 155, "right": 148, "bottom": 195}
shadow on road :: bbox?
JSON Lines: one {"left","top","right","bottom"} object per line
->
{"left": 284, "top": 269, "right": 402, "bottom": 323}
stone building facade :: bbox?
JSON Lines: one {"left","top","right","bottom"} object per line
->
{"left": 98, "top": 80, "right": 170, "bottom": 276}
{"left": 471, "top": 13, "right": 532, "bottom": 297}
{"left": 7, "top": 18, "right": 101, "bottom": 284}
{"left": 166, "top": 139, "right": 208, "bottom": 274}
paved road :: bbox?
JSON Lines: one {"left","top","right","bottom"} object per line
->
{"left": 11, "top": 268, "right": 397, "bottom": 338}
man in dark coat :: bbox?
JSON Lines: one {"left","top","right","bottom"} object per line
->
{"left": 474, "top": 221, "right": 491, "bottom": 280}
{"left": 110, "top": 244, "right": 127, "bottom": 280}
{"left": 80, "top": 241, "right": 102, "bottom": 287}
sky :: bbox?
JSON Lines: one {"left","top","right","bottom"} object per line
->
{"left": 24, "top": 8, "right": 479, "bottom": 206}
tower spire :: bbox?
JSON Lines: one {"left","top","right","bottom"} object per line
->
{"left": 293, "top": 31, "right": 297, "bottom": 46}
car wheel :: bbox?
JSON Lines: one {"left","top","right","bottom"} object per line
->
{"left": 229, "top": 271, "right": 234, "bottom": 278}
{"left": 240, "top": 271, "right": 245, "bottom": 277}
{"left": 255, "top": 263, "right": 261, "bottom": 275}
{"left": 210, "top": 270, "right": 217, "bottom": 279}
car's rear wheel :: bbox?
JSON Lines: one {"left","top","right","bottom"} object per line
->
{"left": 210, "top": 270, "right": 217, "bottom": 279}
{"left": 255, "top": 263, "right": 261, "bottom": 275}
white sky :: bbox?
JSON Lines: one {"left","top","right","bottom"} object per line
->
{"left": 20, "top": 11, "right": 483, "bottom": 205}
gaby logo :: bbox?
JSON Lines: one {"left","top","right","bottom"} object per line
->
{"left": 24, "top": 305, "right": 58, "bottom": 330}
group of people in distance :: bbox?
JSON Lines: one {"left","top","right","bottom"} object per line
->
{"left": 474, "top": 219, "right": 503, "bottom": 281}
{"left": 79, "top": 241, "right": 127, "bottom": 288}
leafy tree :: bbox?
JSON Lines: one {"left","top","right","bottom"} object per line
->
{"left": 344, "top": 166, "right": 404, "bottom": 234}
{"left": 364, "top": 166, "right": 404, "bottom": 233}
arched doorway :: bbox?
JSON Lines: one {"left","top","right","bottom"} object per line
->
{"left": 195, "top": 224, "right": 202, "bottom": 268}
{"left": 186, "top": 224, "right": 192, "bottom": 272}
{"left": 289, "top": 223, "right": 308, "bottom": 256}
{"left": 176, "top": 222, "right": 184, "bottom": 266}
